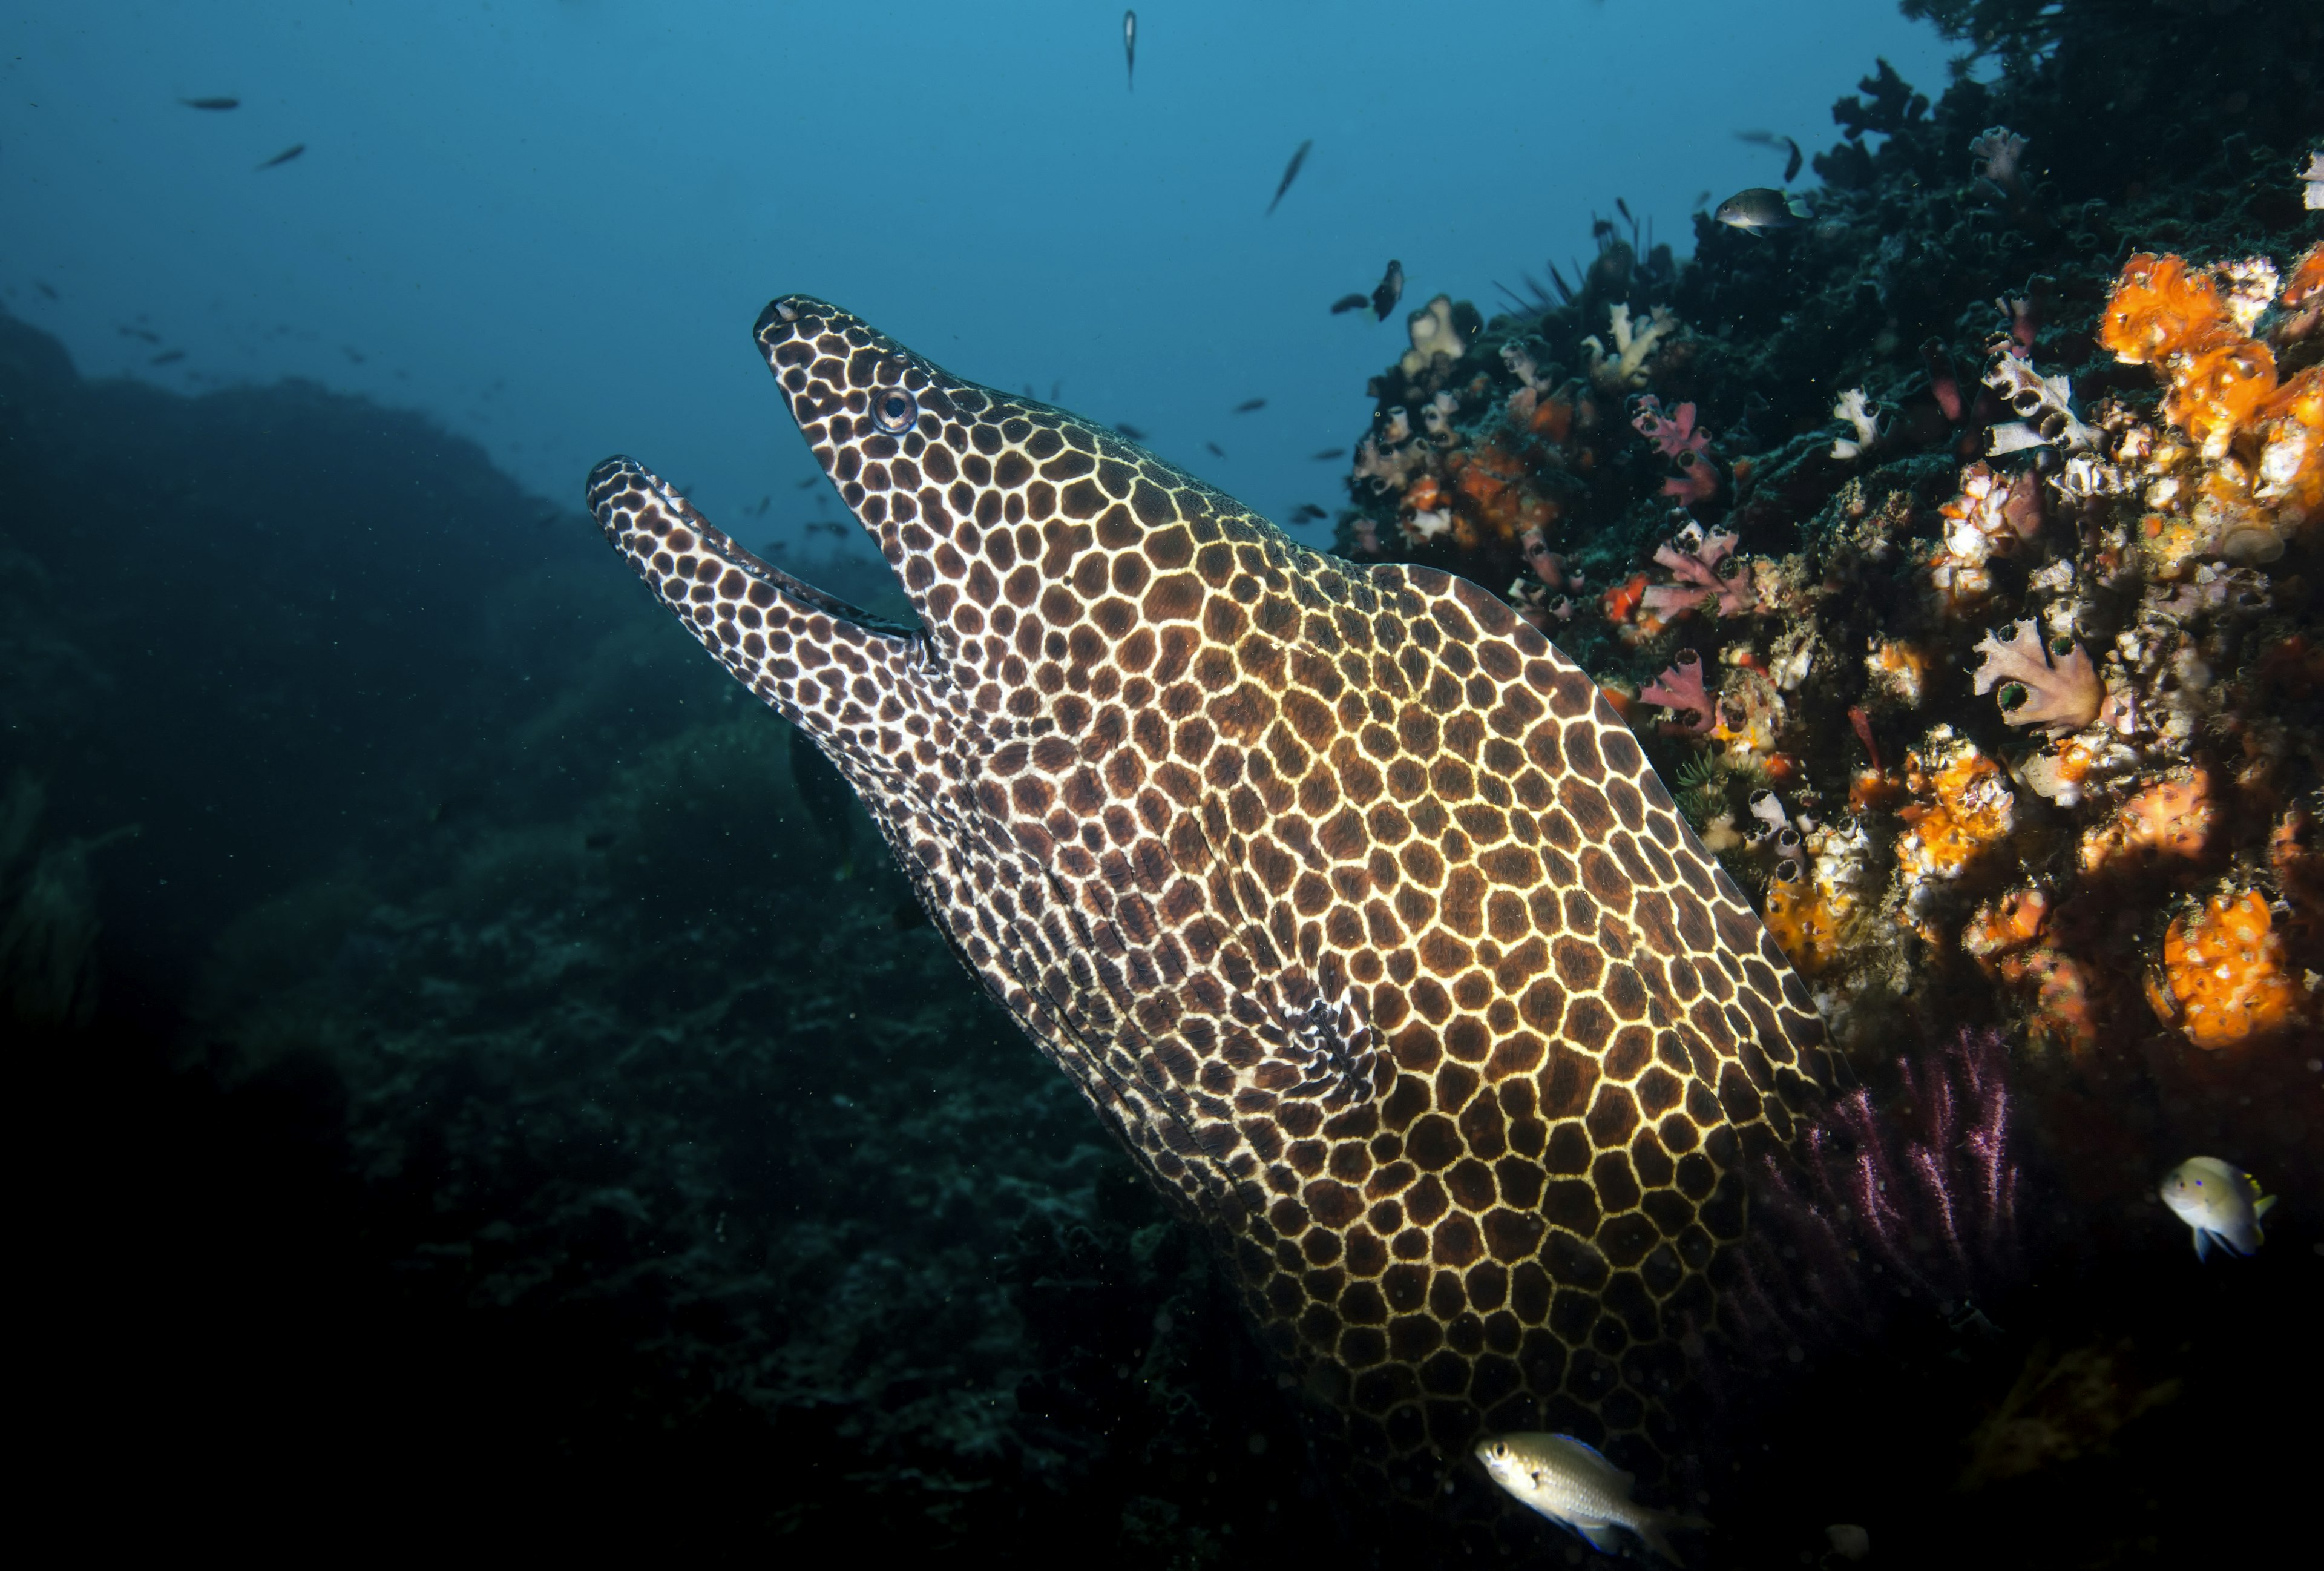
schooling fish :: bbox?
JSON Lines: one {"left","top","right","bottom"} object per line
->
{"left": 151, "top": 349, "right": 185, "bottom": 365}
{"left": 1265, "top": 137, "right": 1311, "bottom": 215}
{"left": 180, "top": 96, "right": 240, "bottom": 111}
{"left": 1114, "top": 420, "right": 1147, "bottom": 440}
{"left": 1204, "top": 441, "right": 1226, "bottom": 458}
{"left": 1371, "top": 257, "right": 1404, "bottom": 321}
{"left": 1329, "top": 292, "right": 1369, "bottom": 315}
{"left": 1232, "top": 397, "right": 1266, "bottom": 414}
{"left": 1123, "top": 10, "right": 1136, "bottom": 91}
{"left": 256, "top": 142, "right": 305, "bottom": 170}
{"left": 2162, "top": 1156, "right": 2276, "bottom": 1260}
{"left": 1713, "top": 186, "right": 1807, "bottom": 234}
{"left": 1287, "top": 502, "right": 1328, "bottom": 523}
{"left": 1477, "top": 1434, "right": 1709, "bottom": 1565}
{"left": 1310, "top": 447, "right": 1345, "bottom": 461}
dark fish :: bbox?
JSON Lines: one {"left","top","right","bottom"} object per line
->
{"left": 343, "top": 346, "right": 365, "bottom": 363}
{"left": 180, "top": 96, "right": 238, "bottom": 111}
{"left": 1233, "top": 397, "right": 1266, "bottom": 414}
{"left": 1736, "top": 129, "right": 1804, "bottom": 184}
{"left": 255, "top": 143, "right": 304, "bottom": 170}
{"left": 34, "top": 282, "right": 57, "bottom": 300}
{"left": 1205, "top": 441, "right": 1227, "bottom": 458}
{"left": 1265, "top": 137, "right": 1311, "bottom": 216}
{"left": 1713, "top": 186, "right": 1808, "bottom": 234}
{"left": 119, "top": 325, "right": 160, "bottom": 343}
{"left": 753, "top": 495, "right": 771, "bottom": 516}
{"left": 1330, "top": 292, "right": 1370, "bottom": 314}
{"left": 1288, "top": 503, "right": 1328, "bottom": 524}
{"left": 1371, "top": 258, "right": 1404, "bottom": 321}
{"left": 1115, "top": 421, "right": 1148, "bottom": 440}
{"left": 151, "top": 349, "right": 185, "bottom": 365}
{"left": 796, "top": 476, "right": 819, "bottom": 489}
{"left": 1123, "top": 10, "right": 1136, "bottom": 91}
{"left": 1310, "top": 447, "right": 1345, "bottom": 461}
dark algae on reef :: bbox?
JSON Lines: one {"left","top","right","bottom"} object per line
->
{"left": 3, "top": 1, "right": 2318, "bottom": 1566}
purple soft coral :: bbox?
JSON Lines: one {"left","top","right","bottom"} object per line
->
{"left": 1720, "top": 1029, "right": 2024, "bottom": 1363}
{"left": 1643, "top": 527, "right": 1757, "bottom": 620}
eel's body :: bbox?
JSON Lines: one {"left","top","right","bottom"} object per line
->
{"left": 586, "top": 298, "right": 1833, "bottom": 1497}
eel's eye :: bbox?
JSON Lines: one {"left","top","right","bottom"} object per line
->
{"left": 873, "top": 387, "right": 918, "bottom": 434}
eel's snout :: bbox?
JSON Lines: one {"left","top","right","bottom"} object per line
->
{"left": 585, "top": 454, "right": 912, "bottom": 639}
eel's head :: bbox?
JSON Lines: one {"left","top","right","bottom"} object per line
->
{"left": 588, "top": 295, "right": 1838, "bottom": 1505}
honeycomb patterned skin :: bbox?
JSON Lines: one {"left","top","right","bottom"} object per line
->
{"left": 586, "top": 297, "right": 1833, "bottom": 1498}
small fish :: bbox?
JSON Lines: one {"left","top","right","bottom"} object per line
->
{"left": 1233, "top": 397, "right": 1267, "bottom": 415}
{"left": 1371, "top": 258, "right": 1404, "bottom": 321}
{"left": 34, "top": 282, "right": 58, "bottom": 300}
{"left": 1266, "top": 137, "right": 1312, "bottom": 216}
{"left": 1115, "top": 421, "right": 1148, "bottom": 440}
{"left": 150, "top": 349, "right": 185, "bottom": 365}
{"left": 2161, "top": 1156, "right": 2277, "bottom": 1260}
{"left": 1287, "top": 503, "right": 1328, "bottom": 524}
{"left": 1123, "top": 10, "right": 1136, "bottom": 91}
{"left": 343, "top": 345, "right": 365, "bottom": 363}
{"left": 1713, "top": 186, "right": 1808, "bottom": 234}
{"left": 1310, "top": 447, "right": 1344, "bottom": 461}
{"left": 119, "top": 325, "right": 161, "bottom": 344}
{"left": 1330, "top": 292, "right": 1369, "bottom": 315}
{"left": 1735, "top": 128, "right": 1804, "bottom": 184}
{"left": 753, "top": 495, "right": 771, "bottom": 516}
{"left": 1477, "top": 1433, "right": 1709, "bottom": 1565}
{"left": 256, "top": 143, "right": 305, "bottom": 170}
{"left": 796, "top": 476, "right": 818, "bottom": 489}
{"left": 1204, "top": 441, "right": 1226, "bottom": 458}
{"left": 180, "top": 96, "right": 240, "bottom": 111}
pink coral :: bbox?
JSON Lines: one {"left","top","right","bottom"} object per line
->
{"left": 1969, "top": 619, "right": 2101, "bottom": 737}
{"left": 1968, "top": 125, "right": 2029, "bottom": 192}
{"left": 1518, "top": 527, "right": 1566, "bottom": 589}
{"left": 1643, "top": 527, "right": 1757, "bottom": 620}
{"left": 1632, "top": 394, "right": 1710, "bottom": 462}
{"left": 1633, "top": 395, "right": 1719, "bottom": 505}
{"left": 1640, "top": 648, "right": 1716, "bottom": 734}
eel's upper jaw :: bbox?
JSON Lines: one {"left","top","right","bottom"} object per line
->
{"left": 585, "top": 456, "right": 916, "bottom": 637}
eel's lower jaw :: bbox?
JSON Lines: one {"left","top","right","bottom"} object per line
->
{"left": 585, "top": 455, "right": 911, "bottom": 637}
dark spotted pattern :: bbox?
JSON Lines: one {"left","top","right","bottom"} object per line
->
{"left": 586, "top": 297, "right": 1831, "bottom": 1492}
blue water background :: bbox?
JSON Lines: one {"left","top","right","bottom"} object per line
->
{"left": 4, "top": 1, "right": 1946, "bottom": 555}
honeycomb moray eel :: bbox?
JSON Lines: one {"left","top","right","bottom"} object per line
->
{"left": 586, "top": 297, "right": 1835, "bottom": 1503}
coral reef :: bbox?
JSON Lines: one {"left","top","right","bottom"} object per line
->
{"left": 1333, "top": 1, "right": 2324, "bottom": 1257}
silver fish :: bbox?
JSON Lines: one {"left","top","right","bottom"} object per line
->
{"left": 1477, "top": 1432, "right": 1709, "bottom": 1564}
{"left": 2161, "top": 1156, "right": 2276, "bottom": 1260}
{"left": 1713, "top": 186, "right": 1808, "bottom": 234}
{"left": 1123, "top": 10, "right": 1135, "bottom": 91}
